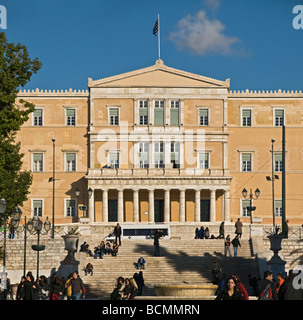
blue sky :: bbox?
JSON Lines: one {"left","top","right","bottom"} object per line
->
{"left": 1, "top": 0, "right": 302, "bottom": 91}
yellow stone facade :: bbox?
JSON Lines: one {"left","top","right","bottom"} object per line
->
{"left": 16, "top": 60, "right": 303, "bottom": 226}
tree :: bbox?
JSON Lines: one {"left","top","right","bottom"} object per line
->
{"left": 0, "top": 32, "right": 42, "bottom": 216}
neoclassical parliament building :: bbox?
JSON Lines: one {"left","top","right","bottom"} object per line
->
{"left": 16, "top": 59, "right": 303, "bottom": 228}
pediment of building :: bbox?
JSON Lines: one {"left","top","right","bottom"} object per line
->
{"left": 89, "top": 59, "right": 229, "bottom": 89}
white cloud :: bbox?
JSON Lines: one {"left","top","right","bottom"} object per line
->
{"left": 169, "top": 10, "right": 240, "bottom": 56}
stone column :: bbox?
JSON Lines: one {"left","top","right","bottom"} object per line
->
{"left": 164, "top": 189, "right": 170, "bottom": 223}
{"left": 88, "top": 188, "right": 95, "bottom": 222}
{"left": 102, "top": 189, "right": 108, "bottom": 223}
{"left": 148, "top": 189, "right": 155, "bottom": 223}
{"left": 195, "top": 189, "right": 201, "bottom": 222}
{"left": 224, "top": 189, "right": 230, "bottom": 222}
{"left": 179, "top": 189, "right": 186, "bottom": 222}
{"left": 133, "top": 189, "right": 139, "bottom": 223}
{"left": 118, "top": 189, "right": 124, "bottom": 223}
{"left": 210, "top": 189, "right": 216, "bottom": 222}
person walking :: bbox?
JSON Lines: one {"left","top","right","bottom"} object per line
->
{"left": 153, "top": 229, "right": 164, "bottom": 256}
{"left": 231, "top": 235, "right": 241, "bottom": 257}
{"left": 224, "top": 235, "right": 232, "bottom": 257}
{"left": 114, "top": 223, "right": 122, "bottom": 246}
{"left": 257, "top": 270, "right": 278, "bottom": 300}
{"left": 233, "top": 275, "right": 249, "bottom": 300}
{"left": 235, "top": 218, "right": 243, "bottom": 239}
{"left": 66, "top": 271, "right": 86, "bottom": 300}
{"left": 218, "top": 221, "right": 225, "bottom": 239}
{"left": 215, "top": 276, "right": 244, "bottom": 300}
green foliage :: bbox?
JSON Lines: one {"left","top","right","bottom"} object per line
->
{"left": 0, "top": 32, "right": 41, "bottom": 218}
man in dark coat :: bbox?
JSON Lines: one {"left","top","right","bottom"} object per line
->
{"left": 114, "top": 223, "right": 122, "bottom": 246}
{"left": 257, "top": 270, "right": 278, "bottom": 300}
{"left": 278, "top": 269, "right": 303, "bottom": 300}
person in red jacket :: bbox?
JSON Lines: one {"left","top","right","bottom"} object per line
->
{"left": 233, "top": 274, "right": 249, "bottom": 300}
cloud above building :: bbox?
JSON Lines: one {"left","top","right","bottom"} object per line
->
{"left": 169, "top": 10, "right": 240, "bottom": 56}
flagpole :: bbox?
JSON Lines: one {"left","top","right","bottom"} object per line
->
{"left": 158, "top": 14, "right": 160, "bottom": 60}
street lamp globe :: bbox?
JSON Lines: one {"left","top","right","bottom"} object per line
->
{"left": 0, "top": 198, "right": 7, "bottom": 214}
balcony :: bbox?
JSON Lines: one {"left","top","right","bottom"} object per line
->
{"left": 87, "top": 168, "right": 231, "bottom": 178}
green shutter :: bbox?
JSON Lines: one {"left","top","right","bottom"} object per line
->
{"left": 34, "top": 109, "right": 42, "bottom": 117}
{"left": 242, "top": 199, "right": 250, "bottom": 208}
{"left": 199, "top": 109, "right": 208, "bottom": 117}
{"left": 33, "top": 200, "right": 42, "bottom": 208}
{"left": 139, "top": 108, "right": 148, "bottom": 117}
{"left": 275, "top": 154, "right": 282, "bottom": 162}
{"left": 199, "top": 153, "right": 209, "bottom": 161}
{"left": 66, "top": 199, "right": 75, "bottom": 207}
{"left": 66, "top": 109, "right": 75, "bottom": 117}
{"left": 33, "top": 153, "right": 43, "bottom": 161}
{"left": 154, "top": 109, "right": 164, "bottom": 125}
{"left": 66, "top": 153, "right": 76, "bottom": 161}
{"left": 109, "top": 108, "right": 118, "bottom": 116}
{"left": 242, "top": 153, "right": 251, "bottom": 161}
{"left": 170, "top": 108, "right": 179, "bottom": 126}
{"left": 242, "top": 110, "right": 251, "bottom": 117}
{"left": 274, "top": 200, "right": 282, "bottom": 209}
{"left": 275, "top": 110, "right": 284, "bottom": 117}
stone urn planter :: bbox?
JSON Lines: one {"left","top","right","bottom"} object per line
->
{"left": 267, "top": 234, "right": 286, "bottom": 277}
{"left": 61, "top": 235, "right": 79, "bottom": 265}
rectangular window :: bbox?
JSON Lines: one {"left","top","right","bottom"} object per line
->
{"left": 33, "top": 200, "right": 43, "bottom": 217}
{"left": 154, "top": 142, "right": 164, "bottom": 168}
{"left": 275, "top": 109, "right": 284, "bottom": 127}
{"left": 109, "top": 108, "right": 119, "bottom": 126}
{"left": 241, "top": 153, "right": 252, "bottom": 172}
{"left": 66, "top": 153, "right": 76, "bottom": 172}
{"left": 33, "top": 153, "right": 43, "bottom": 172}
{"left": 170, "top": 101, "right": 180, "bottom": 126}
{"left": 242, "top": 199, "right": 251, "bottom": 217}
{"left": 242, "top": 109, "right": 251, "bottom": 127}
{"left": 154, "top": 100, "right": 164, "bottom": 125}
{"left": 170, "top": 142, "right": 180, "bottom": 168}
{"left": 274, "top": 154, "right": 282, "bottom": 172}
{"left": 66, "top": 109, "right": 76, "bottom": 126}
{"left": 274, "top": 200, "right": 282, "bottom": 217}
{"left": 66, "top": 199, "right": 76, "bottom": 217}
{"left": 199, "top": 109, "right": 209, "bottom": 126}
{"left": 33, "top": 109, "right": 43, "bottom": 126}
{"left": 139, "top": 142, "right": 149, "bottom": 168}
{"left": 199, "top": 153, "right": 209, "bottom": 169}
{"left": 139, "top": 100, "right": 148, "bottom": 125}
{"left": 109, "top": 153, "right": 119, "bottom": 168}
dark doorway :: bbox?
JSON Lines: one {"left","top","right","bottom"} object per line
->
{"left": 108, "top": 199, "right": 118, "bottom": 222}
{"left": 154, "top": 199, "right": 164, "bottom": 222}
{"left": 200, "top": 200, "right": 210, "bottom": 221}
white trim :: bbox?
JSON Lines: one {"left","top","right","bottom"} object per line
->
{"left": 64, "top": 198, "right": 78, "bottom": 217}
{"left": 31, "top": 198, "right": 44, "bottom": 218}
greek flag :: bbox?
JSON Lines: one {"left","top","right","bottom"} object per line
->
{"left": 153, "top": 19, "right": 159, "bottom": 36}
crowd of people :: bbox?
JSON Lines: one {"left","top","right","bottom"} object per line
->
{"left": 211, "top": 260, "right": 303, "bottom": 300}
{"left": 0, "top": 270, "right": 86, "bottom": 300}
{"left": 110, "top": 271, "right": 145, "bottom": 300}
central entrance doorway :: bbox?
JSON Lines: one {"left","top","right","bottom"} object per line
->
{"left": 154, "top": 199, "right": 164, "bottom": 222}
{"left": 200, "top": 199, "right": 210, "bottom": 222}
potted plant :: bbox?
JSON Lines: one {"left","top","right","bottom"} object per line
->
{"left": 61, "top": 227, "right": 80, "bottom": 264}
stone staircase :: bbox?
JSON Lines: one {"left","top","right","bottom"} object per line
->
{"left": 82, "top": 239, "right": 259, "bottom": 299}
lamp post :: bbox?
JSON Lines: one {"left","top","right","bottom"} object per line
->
{"left": 242, "top": 188, "right": 260, "bottom": 224}
{"left": 0, "top": 198, "right": 7, "bottom": 272}
{"left": 75, "top": 187, "right": 93, "bottom": 220}
{"left": 51, "top": 138, "right": 55, "bottom": 239}
{"left": 266, "top": 139, "right": 279, "bottom": 228}
{"left": 27, "top": 216, "right": 51, "bottom": 279}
